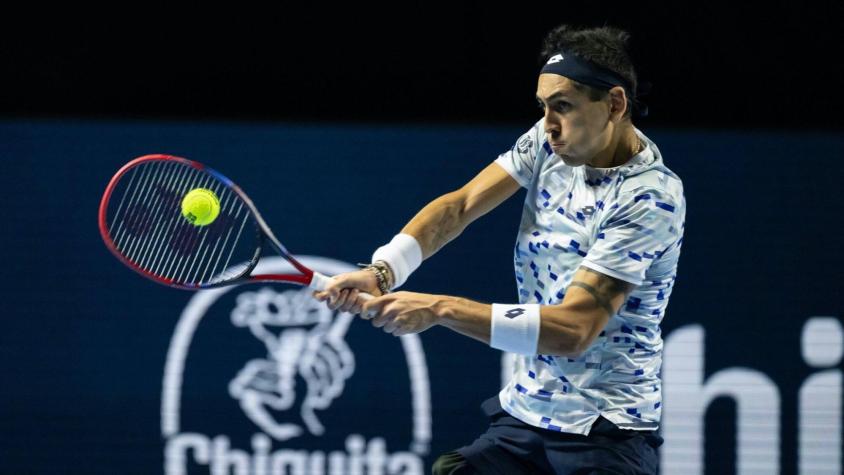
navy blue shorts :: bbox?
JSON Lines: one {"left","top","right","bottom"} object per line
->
{"left": 455, "top": 396, "right": 663, "bottom": 475}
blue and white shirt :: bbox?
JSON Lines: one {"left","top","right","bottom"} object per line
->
{"left": 495, "top": 118, "right": 686, "bottom": 435}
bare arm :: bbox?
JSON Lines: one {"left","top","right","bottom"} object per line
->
{"left": 316, "top": 162, "right": 520, "bottom": 312}
{"left": 436, "top": 266, "right": 636, "bottom": 355}
{"left": 402, "top": 162, "right": 521, "bottom": 260}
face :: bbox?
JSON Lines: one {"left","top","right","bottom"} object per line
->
{"left": 535, "top": 74, "right": 620, "bottom": 167}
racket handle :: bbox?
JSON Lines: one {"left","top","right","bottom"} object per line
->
{"left": 309, "top": 271, "right": 375, "bottom": 302}
{"left": 309, "top": 271, "right": 333, "bottom": 291}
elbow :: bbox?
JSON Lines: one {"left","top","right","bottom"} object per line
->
{"left": 537, "top": 330, "right": 590, "bottom": 358}
{"left": 433, "top": 191, "right": 469, "bottom": 230}
{"left": 445, "top": 189, "right": 469, "bottom": 221}
{"left": 537, "top": 305, "right": 606, "bottom": 357}
{"left": 559, "top": 341, "right": 590, "bottom": 359}
{"left": 568, "top": 337, "right": 591, "bottom": 358}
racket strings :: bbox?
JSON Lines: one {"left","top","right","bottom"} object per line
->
{"left": 105, "top": 160, "right": 257, "bottom": 286}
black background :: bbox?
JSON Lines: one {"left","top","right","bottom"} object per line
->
{"left": 2, "top": 3, "right": 843, "bottom": 130}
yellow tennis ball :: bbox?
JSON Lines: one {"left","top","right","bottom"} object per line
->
{"left": 181, "top": 188, "right": 220, "bottom": 226}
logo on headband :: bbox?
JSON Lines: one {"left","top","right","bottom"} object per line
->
{"left": 546, "top": 54, "right": 564, "bottom": 64}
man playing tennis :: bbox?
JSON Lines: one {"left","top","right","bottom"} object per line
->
{"left": 314, "top": 24, "right": 685, "bottom": 475}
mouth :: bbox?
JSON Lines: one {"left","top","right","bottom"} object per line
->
{"left": 550, "top": 142, "right": 565, "bottom": 149}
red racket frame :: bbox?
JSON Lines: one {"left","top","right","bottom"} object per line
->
{"left": 99, "top": 154, "right": 318, "bottom": 290}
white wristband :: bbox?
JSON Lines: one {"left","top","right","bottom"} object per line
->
{"left": 490, "top": 303, "right": 541, "bottom": 356}
{"left": 371, "top": 233, "right": 423, "bottom": 289}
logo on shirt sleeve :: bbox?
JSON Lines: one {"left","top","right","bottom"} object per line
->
{"left": 516, "top": 135, "right": 534, "bottom": 154}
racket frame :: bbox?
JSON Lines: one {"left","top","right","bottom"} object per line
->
{"left": 99, "top": 154, "right": 323, "bottom": 290}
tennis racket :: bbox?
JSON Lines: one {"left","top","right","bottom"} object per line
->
{"left": 98, "top": 154, "right": 373, "bottom": 303}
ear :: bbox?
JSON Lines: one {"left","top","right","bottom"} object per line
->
{"left": 607, "top": 86, "right": 629, "bottom": 122}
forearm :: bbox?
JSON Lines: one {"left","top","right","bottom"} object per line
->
{"left": 400, "top": 192, "right": 467, "bottom": 260}
{"left": 437, "top": 296, "right": 584, "bottom": 356}
{"left": 436, "top": 296, "right": 492, "bottom": 345}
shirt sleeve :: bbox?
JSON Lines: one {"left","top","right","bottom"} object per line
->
{"left": 580, "top": 188, "right": 684, "bottom": 286}
{"left": 494, "top": 119, "right": 544, "bottom": 188}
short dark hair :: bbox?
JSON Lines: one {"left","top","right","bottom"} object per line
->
{"left": 539, "top": 24, "right": 639, "bottom": 118}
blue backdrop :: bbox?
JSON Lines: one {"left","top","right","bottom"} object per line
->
{"left": 1, "top": 120, "right": 842, "bottom": 474}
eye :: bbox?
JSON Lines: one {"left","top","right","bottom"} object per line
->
{"left": 554, "top": 102, "right": 571, "bottom": 112}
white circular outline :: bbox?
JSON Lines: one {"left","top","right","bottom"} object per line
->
{"left": 160, "top": 255, "right": 431, "bottom": 454}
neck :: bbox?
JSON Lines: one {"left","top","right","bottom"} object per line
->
{"left": 587, "top": 123, "right": 640, "bottom": 169}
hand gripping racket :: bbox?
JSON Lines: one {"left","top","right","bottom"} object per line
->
{"left": 98, "top": 154, "right": 373, "bottom": 303}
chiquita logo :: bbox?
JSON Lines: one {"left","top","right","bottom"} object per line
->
{"left": 161, "top": 256, "right": 432, "bottom": 475}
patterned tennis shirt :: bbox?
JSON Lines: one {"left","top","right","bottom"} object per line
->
{"left": 494, "top": 118, "right": 686, "bottom": 435}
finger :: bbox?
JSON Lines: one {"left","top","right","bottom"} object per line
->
{"left": 323, "top": 281, "right": 340, "bottom": 300}
{"left": 332, "top": 288, "right": 351, "bottom": 310}
{"left": 361, "top": 295, "right": 390, "bottom": 317}
{"left": 373, "top": 303, "right": 402, "bottom": 328}
{"left": 371, "top": 307, "right": 395, "bottom": 328}
{"left": 356, "top": 295, "right": 373, "bottom": 316}
{"left": 383, "top": 318, "right": 400, "bottom": 334}
{"left": 328, "top": 271, "right": 373, "bottom": 295}
{"left": 327, "top": 288, "right": 342, "bottom": 309}
{"left": 325, "top": 282, "right": 346, "bottom": 303}
{"left": 325, "top": 277, "right": 350, "bottom": 301}
{"left": 339, "top": 289, "right": 359, "bottom": 313}
{"left": 312, "top": 290, "right": 327, "bottom": 302}
{"left": 352, "top": 291, "right": 371, "bottom": 315}
{"left": 356, "top": 293, "right": 377, "bottom": 318}
{"left": 350, "top": 298, "right": 363, "bottom": 315}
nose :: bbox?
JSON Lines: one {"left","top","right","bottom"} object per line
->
{"left": 543, "top": 111, "right": 561, "bottom": 138}
{"left": 545, "top": 107, "right": 561, "bottom": 136}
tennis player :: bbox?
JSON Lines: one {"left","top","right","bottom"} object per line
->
{"left": 314, "top": 24, "right": 685, "bottom": 475}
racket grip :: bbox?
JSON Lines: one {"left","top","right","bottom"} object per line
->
{"left": 308, "top": 271, "right": 375, "bottom": 318}
{"left": 308, "top": 271, "right": 333, "bottom": 292}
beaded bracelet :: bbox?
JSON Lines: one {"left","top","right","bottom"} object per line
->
{"left": 356, "top": 261, "right": 393, "bottom": 295}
